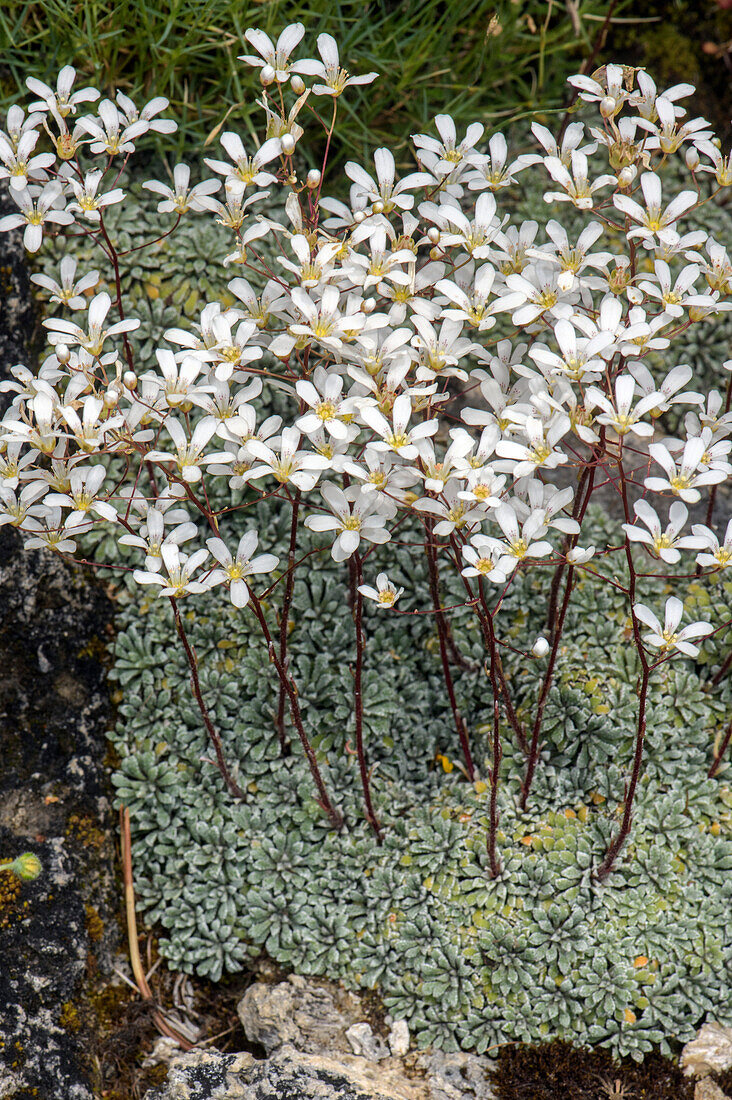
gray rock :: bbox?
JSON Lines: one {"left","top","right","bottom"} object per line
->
{"left": 417, "top": 1050, "right": 497, "bottom": 1100}
{"left": 237, "top": 976, "right": 364, "bottom": 1056}
{"left": 388, "top": 1020, "right": 410, "bottom": 1058}
{"left": 345, "top": 1023, "right": 389, "bottom": 1061}
{"left": 682, "top": 1023, "right": 732, "bottom": 1077}
{"left": 144, "top": 1044, "right": 430, "bottom": 1100}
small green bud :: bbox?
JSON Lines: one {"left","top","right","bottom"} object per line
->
{"left": 9, "top": 852, "right": 43, "bottom": 881}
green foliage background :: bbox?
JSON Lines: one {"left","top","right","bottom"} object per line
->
{"left": 0, "top": 0, "right": 610, "bottom": 170}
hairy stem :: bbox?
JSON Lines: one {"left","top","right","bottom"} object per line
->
{"left": 709, "top": 715, "right": 732, "bottom": 779}
{"left": 425, "top": 526, "right": 475, "bottom": 780}
{"left": 247, "top": 589, "right": 343, "bottom": 830}
{"left": 169, "top": 597, "right": 245, "bottom": 800}
{"left": 350, "top": 555, "right": 382, "bottom": 840}
{"left": 480, "top": 579, "right": 502, "bottom": 878}
{"left": 275, "top": 488, "right": 301, "bottom": 752}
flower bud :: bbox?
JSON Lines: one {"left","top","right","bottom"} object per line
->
{"left": 618, "top": 165, "right": 636, "bottom": 188}
{"left": 685, "top": 146, "right": 700, "bottom": 171}
{"left": 306, "top": 169, "right": 321, "bottom": 189}
{"left": 429, "top": 247, "right": 441, "bottom": 260}
{"left": 260, "top": 64, "right": 276, "bottom": 86}
{"left": 291, "top": 75, "right": 305, "bottom": 95}
{"left": 600, "top": 96, "right": 616, "bottom": 119}
{"left": 371, "top": 200, "right": 384, "bottom": 214}
{"left": 9, "top": 852, "right": 42, "bottom": 881}
{"left": 567, "top": 545, "right": 596, "bottom": 565}
{"left": 280, "top": 133, "right": 296, "bottom": 155}
{"left": 353, "top": 210, "right": 365, "bottom": 224}
{"left": 123, "top": 370, "right": 138, "bottom": 391}
{"left": 104, "top": 388, "right": 120, "bottom": 409}
{"left": 362, "top": 298, "right": 376, "bottom": 314}
{"left": 56, "top": 343, "right": 70, "bottom": 365}
{"left": 532, "top": 637, "right": 550, "bottom": 658}
{"left": 427, "top": 227, "right": 440, "bottom": 245}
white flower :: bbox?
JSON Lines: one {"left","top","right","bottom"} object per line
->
{"left": 205, "top": 531, "right": 278, "bottom": 607}
{"left": 460, "top": 535, "right": 507, "bottom": 581}
{"left": 308, "top": 34, "right": 378, "bottom": 96}
{"left": 586, "top": 376, "right": 661, "bottom": 438}
{"left": 238, "top": 23, "right": 318, "bottom": 83}
{"left": 44, "top": 464, "right": 116, "bottom": 527}
{"left": 118, "top": 508, "right": 198, "bottom": 573}
{"left": 566, "top": 545, "right": 595, "bottom": 564}
{"left": 531, "top": 636, "right": 550, "bottom": 658}
{"left": 345, "top": 148, "right": 432, "bottom": 214}
{"left": 466, "top": 132, "right": 539, "bottom": 190}
{"left": 633, "top": 597, "right": 713, "bottom": 658}
{"left": 295, "top": 367, "right": 358, "bottom": 440}
{"left": 30, "top": 255, "right": 99, "bottom": 309}
{"left": 146, "top": 418, "right": 234, "bottom": 483}
{"left": 78, "top": 98, "right": 148, "bottom": 155}
{"left": 690, "top": 518, "right": 732, "bottom": 570}
{"left": 496, "top": 414, "right": 570, "bottom": 477}
{"left": 143, "top": 163, "right": 220, "bottom": 214}
{"left": 305, "top": 482, "right": 392, "bottom": 562}
{"left": 360, "top": 393, "right": 438, "bottom": 460}
{"left": 44, "top": 291, "right": 140, "bottom": 356}
{"left": 358, "top": 572, "right": 403, "bottom": 608}
{"left": 0, "top": 182, "right": 73, "bottom": 252}
{"left": 623, "top": 500, "right": 703, "bottom": 564}
{"left": 65, "top": 168, "right": 125, "bottom": 222}
{"left": 0, "top": 128, "right": 55, "bottom": 191}
{"left": 26, "top": 66, "right": 100, "bottom": 116}
{"left": 245, "top": 426, "right": 330, "bottom": 490}
{"left": 614, "top": 172, "right": 697, "bottom": 243}
{"left": 645, "top": 437, "right": 727, "bottom": 503}
{"left": 543, "top": 150, "right": 615, "bottom": 209}
{"left": 134, "top": 544, "right": 211, "bottom": 598}
{"left": 204, "top": 134, "right": 282, "bottom": 187}
{"left": 413, "top": 115, "right": 484, "bottom": 175}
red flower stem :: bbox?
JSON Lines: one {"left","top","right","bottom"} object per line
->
{"left": 711, "top": 647, "right": 732, "bottom": 688}
{"left": 275, "top": 488, "right": 301, "bottom": 752}
{"left": 425, "top": 526, "right": 475, "bottom": 781}
{"left": 350, "top": 555, "right": 383, "bottom": 840}
{"left": 479, "top": 579, "right": 502, "bottom": 879}
{"left": 246, "top": 589, "right": 343, "bottom": 830}
{"left": 168, "top": 596, "right": 245, "bottom": 800}
{"left": 596, "top": 660, "right": 657, "bottom": 881}
{"left": 709, "top": 715, "right": 732, "bottom": 779}
{"left": 520, "top": 562, "right": 576, "bottom": 811}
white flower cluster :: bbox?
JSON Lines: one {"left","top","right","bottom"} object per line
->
{"left": 1, "top": 47, "right": 730, "bottom": 669}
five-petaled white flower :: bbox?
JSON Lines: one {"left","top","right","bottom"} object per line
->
{"left": 205, "top": 531, "right": 279, "bottom": 607}
{"left": 633, "top": 597, "right": 713, "bottom": 658}
{"left": 358, "top": 572, "right": 404, "bottom": 607}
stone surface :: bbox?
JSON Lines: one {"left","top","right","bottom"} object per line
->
{"left": 695, "top": 1079, "right": 732, "bottom": 1100}
{"left": 388, "top": 1020, "right": 410, "bottom": 1058}
{"left": 0, "top": 194, "right": 118, "bottom": 1100}
{"left": 145, "top": 1044, "right": 430, "bottom": 1100}
{"left": 237, "top": 976, "right": 364, "bottom": 1056}
{"left": 682, "top": 1024, "right": 732, "bottom": 1077}
{"left": 345, "top": 1023, "right": 389, "bottom": 1062}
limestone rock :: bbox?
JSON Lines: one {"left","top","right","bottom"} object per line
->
{"left": 237, "top": 976, "right": 364, "bottom": 1055}
{"left": 345, "top": 1023, "right": 389, "bottom": 1061}
{"left": 695, "top": 1079, "right": 732, "bottom": 1100}
{"left": 417, "top": 1049, "right": 497, "bottom": 1100}
{"left": 388, "top": 1020, "right": 410, "bottom": 1058}
{"left": 145, "top": 1044, "right": 430, "bottom": 1100}
{"left": 682, "top": 1024, "right": 732, "bottom": 1077}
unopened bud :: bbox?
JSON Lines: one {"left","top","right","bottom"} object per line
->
{"left": 8, "top": 852, "right": 42, "bottom": 881}
{"left": 353, "top": 210, "right": 365, "bottom": 224}
{"left": 618, "top": 165, "right": 635, "bottom": 188}
{"left": 429, "top": 247, "right": 441, "bottom": 260}
{"left": 306, "top": 168, "right": 321, "bottom": 189}
{"left": 685, "top": 146, "right": 700, "bottom": 171}
{"left": 291, "top": 75, "right": 305, "bottom": 95}
{"left": 260, "top": 64, "right": 276, "bottom": 87}
{"left": 103, "top": 388, "right": 119, "bottom": 409}
{"left": 123, "top": 370, "right": 138, "bottom": 391}
{"left": 427, "top": 227, "right": 440, "bottom": 245}
{"left": 280, "top": 133, "right": 296, "bottom": 155}
{"left": 56, "top": 343, "right": 70, "bottom": 365}
{"left": 371, "top": 200, "right": 384, "bottom": 214}
{"left": 362, "top": 297, "right": 376, "bottom": 314}
{"left": 532, "top": 637, "right": 550, "bottom": 658}
{"left": 600, "top": 96, "right": 616, "bottom": 119}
